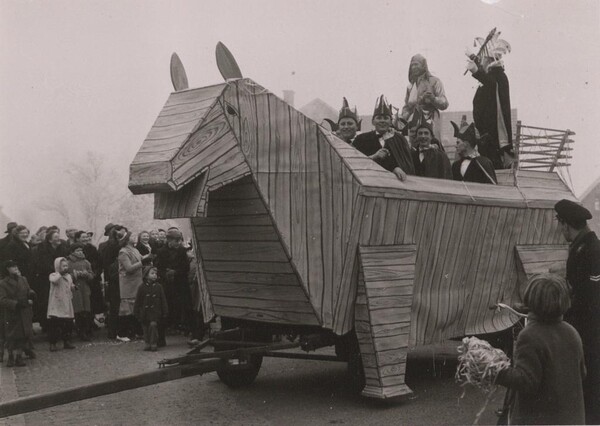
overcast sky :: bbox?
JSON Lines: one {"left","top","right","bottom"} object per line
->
{"left": 1, "top": 0, "right": 598, "bottom": 223}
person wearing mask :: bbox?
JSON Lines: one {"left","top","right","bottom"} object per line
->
{"left": 466, "top": 30, "right": 514, "bottom": 169}
{"left": 401, "top": 54, "right": 449, "bottom": 143}
{"left": 353, "top": 95, "right": 415, "bottom": 182}
{"left": 451, "top": 120, "right": 497, "bottom": 184}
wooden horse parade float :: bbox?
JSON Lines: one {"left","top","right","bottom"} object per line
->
{"left": 0, "top": 43, "right": 578, "bottom": 418}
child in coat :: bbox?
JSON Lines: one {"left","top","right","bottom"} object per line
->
{"left": 48, "top": 257, "right": 76, "bottom": 351}
{"left": 134, "top": 266, "right": 168, "bottom": 351}
{"left": 494, "top": 273, "right": 586, "bottom": 425}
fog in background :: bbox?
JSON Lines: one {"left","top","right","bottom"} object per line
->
{"left": 1, "top": 0, "right": 598, "bottom": 237}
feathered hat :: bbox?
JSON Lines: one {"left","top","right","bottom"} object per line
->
{"left": 373, "top": 95, "right": 393, "bottom": 118}
{"left": 474, "top": 28, "right": 511, "bottom": 62}
{"left": 451, "top": 120, "right": 480, "bottom": 147}
{"left": 324, "top": 97, "right": 361, "bottom": 131}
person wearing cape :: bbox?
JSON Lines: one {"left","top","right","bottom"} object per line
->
{"left": 466, "top": 30, "right": 514, "bottom": 170}
{"left": 451, "top": 120, "right": 497, "bottom": 184}
{"left": 353, "top": 95, "right": 415, "bottom": 181}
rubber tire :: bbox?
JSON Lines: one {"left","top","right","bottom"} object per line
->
{"left": 217, "top": 354, "right": 263, "bottom": 388}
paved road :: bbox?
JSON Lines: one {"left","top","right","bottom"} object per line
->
{"left": 1, "top": 328, "right": 504, "bottom": 425}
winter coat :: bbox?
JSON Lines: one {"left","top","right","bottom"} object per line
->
{"left": 67, "top": 255, "right": 93, "bottom": 313}
{"left": 118, "top": 245, "right": 143, "bottom": 299}
{"left": 0, "top": 275, "right": 35, "bottom": 341}
{"left": 155, "top": 245, "right": 190, "bottom": 289}
{"left": 4, "top": 239, "right": 32, "bottom": 280}
{"left": 134, "top": 281, "right": 168, "bottom": 323}
{"left": 496, "top": 317, "right": 586, "bottom": 425}
{"left": 353, "top": 131, "right": 415, "bottom": 176}
{"left": 30, "top": 240, "right": 68, "bottom": 321}
{"left": 48, "top": 257, "right": 75, "bottom": 319}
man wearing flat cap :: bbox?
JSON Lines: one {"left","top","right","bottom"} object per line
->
{"left": 554, "top": 199, "right": 600, "bottom": 424}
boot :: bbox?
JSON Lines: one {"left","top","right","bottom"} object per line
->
{"left": 6, "top": 352, "right": 14, "bottom": 367}
{"left": 14, "top": 354, "right": 26, "bottom": 367}
{"left": 63, "top": 341, "right": 75, "bottom": 350}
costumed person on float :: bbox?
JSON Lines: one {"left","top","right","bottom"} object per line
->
{"left": 401, "top": 54, "right": 449, "bottom": 146}
{"left": 451, "top": 119, "right": 497, "bottom": 184}
{"left": 324, "top": 97, "right": 361, "bottom": 145}
{"left": 465, "top": 28, "right": 514, "bottom": 170}
{"left": 353, "top": 95, "right": 415, "bottom": 181}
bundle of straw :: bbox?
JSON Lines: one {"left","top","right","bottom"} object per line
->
{"left": 455, "top": 336, "right": 511, "bottom": 393}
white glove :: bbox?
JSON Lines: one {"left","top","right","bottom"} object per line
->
{"left": 466, "top": 59, "right": 477, "bottom": 74}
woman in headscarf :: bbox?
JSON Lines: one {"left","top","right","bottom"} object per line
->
{"left": 401, "top": 54, "right": 449, "bottom": 143}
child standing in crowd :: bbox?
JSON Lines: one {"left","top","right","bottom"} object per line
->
{"left": 0, "top": 260, "right": 35, "bottom": 367}
{"left": 494, "top": 273, "right": 586, "bottom": 425}
{"left": 67, "top": 243, "right": 94, "bottom": 341}
{"left": 134, "top": 266, "right": 168, "bottom": 351}
{"left": 48, "top": 257, "right": 76, "bottom": 351}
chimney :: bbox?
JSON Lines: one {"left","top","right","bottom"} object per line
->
{"left": 283, "top": 90, "right": 295, "bottom": 107}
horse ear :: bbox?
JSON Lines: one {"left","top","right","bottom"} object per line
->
{"left": 323, "top": 118, "right": 338, "bottom": 132}
{"left": 216, "top": 42, "right": 243, "bottom": 81}
{"left": 170, "top": 53, "right": 189, "bottom": 91}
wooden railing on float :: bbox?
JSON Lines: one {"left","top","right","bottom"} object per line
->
{"left": 515, "top": 121, "right": 575, "bottom": 172}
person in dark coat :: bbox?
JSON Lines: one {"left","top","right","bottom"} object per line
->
{"left": 466, "top": 30, "right": 514, "bottom": 169}
{"left": 0, "top": 222, "right": 18, "bottom": 271}
{"left": 495, "top": 274, "right": 586, "bottom": 425}
{"left": 0, "top": 261, "right": 36, "bottom": 367}
{"left": 5, "top": 225, "right": 33, "bottom": 280}
{"left": 553, "top": 199, "right": 600, "bottom": 424}
{"left": 353, "top": 95, "right": 415, "bottom": 181}
{"left": 324, "top": 97, "right": 360, "bottom": 145}
{"left": 411, "top": 123, "right": 451, "bottom": 180}
{"left": 134, "top": 266, "right": 168, "bottom": 351}
{"left": 99, "top": 224, "right": 126, "bottom": 339}
{"left": 155, "top": 229, "right": 190, "bottom": 333}
{"left": 451, "top": 120, "right": 497, "bottom": 184}
{"left": 75, "top": 231, "right": 104, "bottom": 322}
{"left": 30, "top": 229, "right": 68, "bottom": 330}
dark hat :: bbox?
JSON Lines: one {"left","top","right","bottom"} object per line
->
{"left": 166, "top": 229, "right": 183, "bottom": 241}
{"left": 451, "top": 120, "right": 480, "bottom": 147}
{"left": 4, "top": 222, "right": 17, "bottom": 234}
{"left": 373, "top": 95, "right": 393, "bottom": 118}
{"left": 415, "top": 122, "right": 433, "bottom": 135}
{"left": 143, "top": 266, "right": 157, "bottom": 280}
{"left": 69, "top": 243, "right": 85, "bottom": 254}
{"left": 3, "top": 260, "right": 18, "bottom": 271}
{"left": 324, "top": 97, "right": 361, "bottom": 132}
{"left": 554, "top": 199, "right": 592, "bottom": 226}
{"left": 104, "top": 223, "right": 116, "bottom": 236}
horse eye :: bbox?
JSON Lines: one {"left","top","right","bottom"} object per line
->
{"left": 225, "top": 103, "right": 238, "bottom": 116}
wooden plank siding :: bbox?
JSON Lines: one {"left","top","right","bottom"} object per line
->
{"left": 192, "top": 177, "right": 319, "bottom": 326}
{"left": 355, "top": 245, "right": 415, "bottom": 399}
